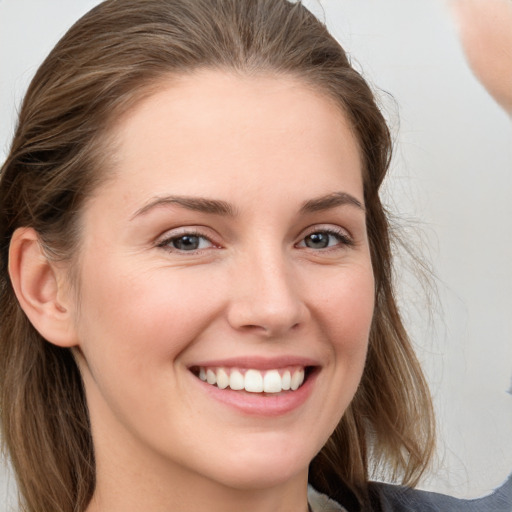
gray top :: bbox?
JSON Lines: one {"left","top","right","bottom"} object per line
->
{"left": 309, "top": 473, "right": 512, "bottom": 512}
{"left": 308, "top": 485, "right": 348, "bottom": 511}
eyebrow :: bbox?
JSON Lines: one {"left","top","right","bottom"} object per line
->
{"left": 131, "top": 195, "right": 237, "bottom": 220}
{"left": 300, "top": 192, "right": 364, "bottom": 213}
{"left": 131, "top": 191, "right": 363, "bottom": 220}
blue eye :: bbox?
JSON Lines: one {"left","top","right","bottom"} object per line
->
{"left": 299, "top": 230, "right": 352, "bottom": 250}
{"left": 160, "top": 233, "right": 213, "bottom": 252}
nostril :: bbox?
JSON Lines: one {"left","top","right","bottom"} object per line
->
{"left": 239, "top": 321, "right": 302, "bottom": 337}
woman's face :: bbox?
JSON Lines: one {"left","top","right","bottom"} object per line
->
{"left": 71, "top": 71, "right": 375, "bottom": 491}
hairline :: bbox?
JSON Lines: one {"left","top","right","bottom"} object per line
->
{"left": 67, "top": 65, "right": 368, "bottom": 274}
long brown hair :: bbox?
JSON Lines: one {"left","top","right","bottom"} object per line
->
{"left": 0, "top": 1, "right": 435, "bottom": 511}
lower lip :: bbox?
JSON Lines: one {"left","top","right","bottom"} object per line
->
{"left": 193, "top": 370, "right": 318, "bottom": 417}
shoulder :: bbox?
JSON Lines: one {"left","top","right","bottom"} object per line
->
{"left": 368, "top": 473, "right": 512, "bottom": 512}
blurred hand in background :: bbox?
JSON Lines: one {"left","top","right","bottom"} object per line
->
{"left": 450, "top": 0, "right": 512, "bottom": 115}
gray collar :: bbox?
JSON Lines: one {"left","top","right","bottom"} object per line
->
{"left": 308, "top": 485, "right": 348, "bottom": 512}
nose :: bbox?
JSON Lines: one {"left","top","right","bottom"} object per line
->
{"left": 226, "top": 248, "right": 309, "bottom": 337}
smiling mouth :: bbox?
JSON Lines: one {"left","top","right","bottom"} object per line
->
{"left": 190, "top": 366, "right": 316, "bottom": 394}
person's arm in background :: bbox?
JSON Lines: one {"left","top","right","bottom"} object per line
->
{"left": 450, "top": 0, "right": 512, "bottom": 115}
{"left": 368, "top": 3, "right": 512, "bottom": 509}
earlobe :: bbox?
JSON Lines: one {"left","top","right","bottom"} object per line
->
{"left": 8, "top": 227, "right": 78, "bottom": 348}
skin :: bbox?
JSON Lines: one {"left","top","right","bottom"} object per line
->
{"left": 450, "top": 0, "right": 512, "bottom": 114}
{"left": 10, "top": 71, "right": 375, "bottom": 512}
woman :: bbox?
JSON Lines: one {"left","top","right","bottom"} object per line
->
{"left": 0, "top": 1, "right": 509, "bottom": 511}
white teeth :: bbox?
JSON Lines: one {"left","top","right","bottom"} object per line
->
{"left": 197, "top": 366, "right": 307, "bottom": 393}
{"left": 281, "top": 370, "right": 291, "bottom": 390}
{"left": 217, "top": 368, "right": 229, "bottom": 389}
{"left": 290, "top": 368, "right": 304, "bottom": 391}
{"left": 244, "top": 369, "right": 264, "bottom": 392}
{"left": 263, "top": 370, "right": 282, "bottom": 393}
{"left": 206, "top": 369, "right": 217, "bottom": 385}
{"left": 229, "top": 369, "right": 245, "bottom": 390}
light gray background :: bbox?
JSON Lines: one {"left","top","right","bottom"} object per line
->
{"left": 1, "top": 0, "right": 511, "bottom": 508}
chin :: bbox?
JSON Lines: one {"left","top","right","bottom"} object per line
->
{"left": 213, "top": 461, "right": 307, "bottom": 491}
{"left": 198, "top": 435, "right": 317, "bottom": 491}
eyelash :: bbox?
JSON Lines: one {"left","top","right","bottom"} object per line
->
{"left": 296, "top": 227, "right": 354, "bottom": 251}
{"left": 157, "top": 230, "right": 216, "bottom": 253}
{"left": 156, "top": 226, "right": 354, "bottom": 254}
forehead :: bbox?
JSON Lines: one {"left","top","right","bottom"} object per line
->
{"left": 96, "top": 70, "right": 363, "bottom": 210}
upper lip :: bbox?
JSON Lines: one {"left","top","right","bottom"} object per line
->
{"left": 188, "top": 355, "right": 320, "bottom": 370}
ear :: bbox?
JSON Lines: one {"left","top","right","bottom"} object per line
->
{"left": 8, "top": 227, "right": 79, "bottom": 347}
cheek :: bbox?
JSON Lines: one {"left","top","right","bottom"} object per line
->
{"left": 326, "top": 267, "right": 374, "bottom": 392}
{"left": 301, "top": 259, "right": 375, "bottom": 424}
{"left": 72, "top": 258, "right": 227, "bottom": 435}
{"left": 303, "top": 263, "right": 374, "bottom": 439}
{"left": 74, "top": 256, "right": 224, "bottom": 371}
{"left": 317, "top": 263, "right": 375, "bottom": 351}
